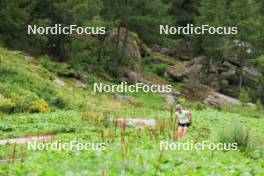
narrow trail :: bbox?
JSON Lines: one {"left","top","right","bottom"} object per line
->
{"left": 0, "top": 135, "right": 53, "bottom": 145}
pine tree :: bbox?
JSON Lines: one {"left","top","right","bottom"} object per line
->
{"left": 195, "top": 0, "right": 227, "bottom": 87}
{"left": 227, "top": 0, "right": 262, "bottom": 91}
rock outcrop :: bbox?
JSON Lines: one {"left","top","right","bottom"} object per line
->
{"left": 125, "top": 71, "right": 181, "bottom": 96}
{"left": 203, "top": 91, "right": 241, "bottom": 108}
{"left": 108, "top": 28, "right": 143, "bottom": 71}
{"left": 164, "top": 65, "right": 189, "bottom": 82}
{"left": 151, "top": 44, "right": 192, "bottom": 61}
{"left": 53, "top": 78, "right": 65, "bottom": 87}
{"left": 125, "top": 71, "right": 150, "bottom": 84}
{"left": 111, "top": 118, "right": 156, "bottom": 129}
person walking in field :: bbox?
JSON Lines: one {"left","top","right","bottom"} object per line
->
{"left": 175, "top": 104, "right": 192, "bottom": 141}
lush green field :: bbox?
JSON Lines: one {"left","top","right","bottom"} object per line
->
{"left": 0, "top": 108, "right": 264, "bottom": 175}
{"left": 0, "top": 48, "right": 264, "bottom": 175}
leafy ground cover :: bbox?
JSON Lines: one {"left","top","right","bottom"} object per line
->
{"left": 0, "top": 47, "right": 263, "bottom": 175}
{"left": 0, "top": 107, "right": 263, "bottom": 175}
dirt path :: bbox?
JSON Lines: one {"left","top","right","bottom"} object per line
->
{"left": 0, "top": 135, "right": 53, "bottom": 145}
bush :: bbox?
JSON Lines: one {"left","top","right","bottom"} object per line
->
{"left": 41, "top": 55, "right": 55, "bottom": 71}
{"left": 42, "top": 55, "right": 75, "bottom": 77}
{"left": 0, "top": 95, "right": 15, "bottom": 113}
{"left": 218, "top": 122, "right": 251, "bottom": 152}
{"left": 10, "top": 91, "right": 40, "bottom": 112}
{"left": 50, "top": 94, "right": 68, "bottom": 109}
{"left": 0, "top": 86, "right": 52, "bottom": 113}
{"left": 239, "top": 89, "right": 252, "bottom": 104}
{"left": 56, "top": 63, "right": 76, "bottom": 77}
{"left": 30, "top": 99, "right": 50, "bottom": 113}
{"left": 194, "top": 102, "right": 207, "bottom": 110}
{"left": 151, "top": 64, "right": 168, "bottom": 76}
{"left": 256, "top": 99, "right": 263, "bottom": 111}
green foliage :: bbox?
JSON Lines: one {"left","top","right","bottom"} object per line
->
{"left": 239, "top": 89, "right": 252, "bottom": 104}
{"left": 218, "top": 123, "right": 250, "bottom": 152}
{"left": 0, "top": 107, "right": 263, "bottom": 175}
{"left": 50, "top": 94, "right": 68, "bottom": 109}
{"left": 250, "top": 55, "right": 264, "bottom": 72}
{"left": 256, "top": 99, "right": 263, "bottom": 111}
{"left": 0, "top": 48, "right": 73, "bottom": 113}
{"left": 146, "top": 64, "right": 168, "bottom": 76}
{"left": 177, "top": 98, "right": 207, "bottom": 110}
{"left": 169, "top": 0, "right": 200, "bottom": 26}
{"left": 0, "top": 94, "right": 15, "bottom": 113}
{"left": 223, "top": 105, "right": 263, "bottom": 119}
{"left": 30, "top": 99, "right": 50, "bottom": 113}
{"left": 41, "top": 55, "right": 75, "bottom": 77}
{"left": 0, "top": 84, "right": 50, "bottom": 113}
{"left": 0, "top": 2, "right": 264, "bottom": 174}
{"left": 0, "top": 0, "right": 33, "bottom": 51}
{"left": 41, "top": 55, "right": 55, "bottom": 71}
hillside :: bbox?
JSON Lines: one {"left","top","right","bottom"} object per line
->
{"left": 1, "top": 0, "right": 264, "bottom": 175}
{"left": 0, "top": 47, "right": 263, "bottom": 175}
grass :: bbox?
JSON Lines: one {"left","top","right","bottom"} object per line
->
{"left": 0, "top": 108, "right": 263, "bottom": 175}
{"left": 0, "top": 47, "right": 263, "bottom": 175}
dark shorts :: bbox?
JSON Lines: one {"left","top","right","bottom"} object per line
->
{"left": 178, "top": 122, "right": 190, "bottom": 127}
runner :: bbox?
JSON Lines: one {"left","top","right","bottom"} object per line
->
{"left": 175, "top": 104, "right": 192, "bottom": 141}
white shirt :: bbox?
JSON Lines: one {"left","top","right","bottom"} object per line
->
{"left": 176, "top": 110, "right": 190, "bottom": 124}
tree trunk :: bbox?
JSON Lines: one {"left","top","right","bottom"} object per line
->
{"left": 239, "top": 58, "right": 244, "bottom": 91}
{"left": 57, "top": 38, "right": 65, "bottom": 61}
{"left": 97, "top": 30, "right": 108, "bottom": 63}
{"left": 120, "top": 23, "right": 129, "bottom": 64}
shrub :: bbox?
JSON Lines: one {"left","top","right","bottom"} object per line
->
{"left": 218, "top": 122, "right": 251, "bottom": 152}
{"left": 30, "top": 99, "right": 50, "bottom": 113}
{"left": 256, "top": 99, "right": 263, "bottom": 111}
{"left": 56, "top": 63, "right": 76, "bottom": 77}
{"left": 41, "top": 55, "right": 55, "bottom": 71}
{"left": 148, "top": 64, "right": 168, "bottom": 76}
{"left": 10, "top": 91, "right": 39, "bottom": 112}
{"left": 50, "top": 94, "right": 68, "bottom": 109}
{"left": 42, "top": 55, "right": 75, "bottom": 77}
{"left": 239, "top": 89, "right": 252, "bottom": 104}
{"left": 151, "top": 64, "right": 168, "bottom": 76}
{"left": 194, "top": 102, "right": 207, "bottom": 110}
{"left": 0, "top": 95, "right": 15, "bottom": 113}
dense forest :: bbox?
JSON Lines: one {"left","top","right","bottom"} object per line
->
{"left": 1, "top": 0, "right": 264, "bottom": 103}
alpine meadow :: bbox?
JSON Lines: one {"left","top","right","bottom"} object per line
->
{"left": 0, "top": 0, "right": 264, "bottom": 175}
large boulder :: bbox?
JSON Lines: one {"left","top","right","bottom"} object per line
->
{"left": 108, "top": 28, "right": 142, "bottom": 71}
{"left": 164, "top": 65, "right": 189, "bottom": 82}
{"left": 125, "top": 71, "right": 181, "bottom": 96}
{"left": 125, "top": 71, "right": 150, "bottom": 84}
{"left": 111, "top": 118, "right": 156, "bottom": 129}
{"left": 243, "top": 65, "right": 262, "bottom": 80}
{"left": 151, "top": 44, "right": 192, "bottom": 61}
{"left": 203, "top": 91, "right": 241, "bottom": 108}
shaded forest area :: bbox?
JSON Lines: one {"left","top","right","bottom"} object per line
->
{"left": 0, "top": 0, "right": 264, "bottom": 103}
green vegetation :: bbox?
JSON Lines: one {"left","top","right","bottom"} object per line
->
{"left": 0, "top": 0, "right": 264, "bottom": 175}
{"left": 0, "top": 47, "right": 263, "bottom": 175}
